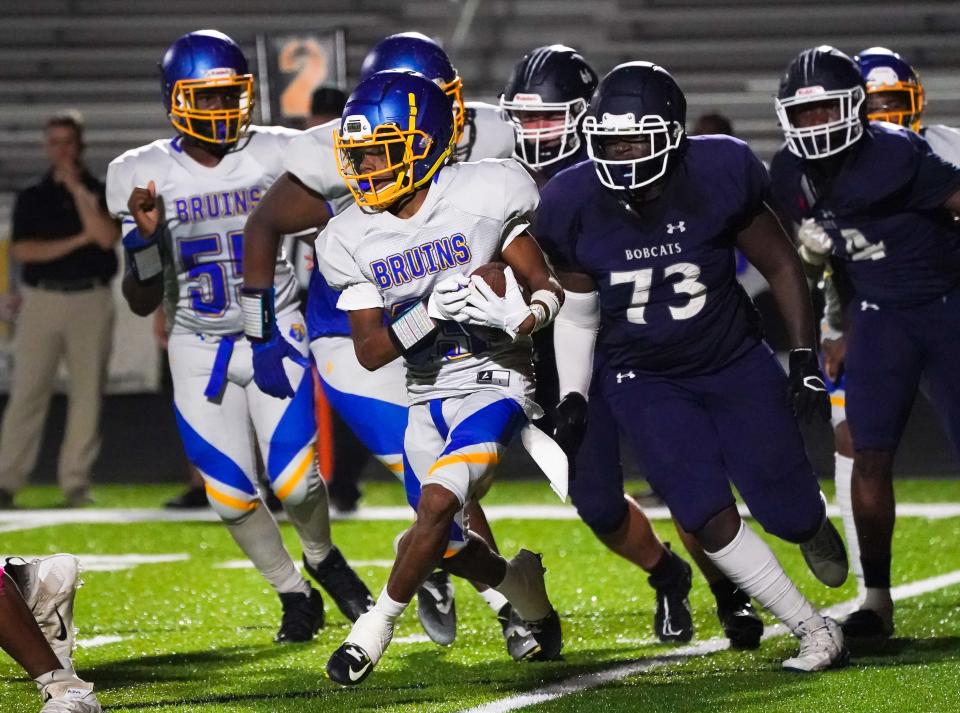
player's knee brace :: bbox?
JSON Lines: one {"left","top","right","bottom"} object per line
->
{"left": 571, "top": 487, "right": 629, "bottom": 536}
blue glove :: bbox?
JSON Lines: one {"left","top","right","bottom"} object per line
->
{"left": 251, "top": 328, "right": 311, "bottom": 399}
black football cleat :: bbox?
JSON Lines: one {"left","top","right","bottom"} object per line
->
{"left": 648, "top": 545, "right": 694, "bottom": 643}
{"left": 524, "top": 608, "right": 562, "bottom": 661}
{"left": 327, "top": 643, "right": 374, "bottom": 686}
{"left": 716, "top": 587, "right": 763, "bottom": 650}
{"left": 841, "top": 608, "right": 894, "bottom": 639}
{"left": 417, "top": 569, "right": 456, "bottom": 646}
{"left": 304, "top": 549, "right": 374, "bottom": 623}
{"left": 275, "top": 587, "right": 324, "bottom": 643}
{"left": 497, "top": 603, "right": 540, "bottom": 661}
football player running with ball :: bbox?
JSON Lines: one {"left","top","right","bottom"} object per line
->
{"left": 536, "top": 61, "right": 849, "bottom": 672}
{"left": 243, "top": 32, "right": 538, "bottom": 657}
{"left": 503, "top": 44, "right": 764, "bottom": 649}
{"left": 316, "top": 69, "right": 565, "bottom": 686}
{"left": 771, "top": 46, "right": 960, "bottom": 641}
{"left": 107, "top": 30, "right": 373, "bottom": 644}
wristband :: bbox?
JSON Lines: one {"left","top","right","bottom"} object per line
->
{"left": 123, "top": 227, "right": 163, "bottom": 282}
{"left": 388, "top": 300, "right": 438, "bottom": 357}
{"left": 529, "top": 289, "right": 561, "bottom": 331}
{"left": 240, "top": 287, "right": 276, "bottom": 342}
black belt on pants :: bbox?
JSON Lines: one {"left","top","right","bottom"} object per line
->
{"left": 33, "top": 278, "right": 110, "bottom": 293}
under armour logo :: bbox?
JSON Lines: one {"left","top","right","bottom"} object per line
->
{"left": 860, "top": 300, "right": 879, "bottom": 311}
{"left": 616, "top": 371, "right": 636, "bottom": 383}
{"left": 580, "top": 68, "right": 594, "bottom": 84}
{"left": 666, "top": 221, "right": 686, "bottom": 234}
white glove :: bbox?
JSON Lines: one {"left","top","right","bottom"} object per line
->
{"left": 796, "top": 218, "right": 834, "bottom": 266}
{"left": 461, "top": 266, "right": 533, "bottom": 339}
{"left": 427, "top": 272, "right": 471, "bottom": 322}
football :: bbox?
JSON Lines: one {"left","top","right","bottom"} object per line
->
{"left": 470, "top": 261, "right": 509, "bottom": 297}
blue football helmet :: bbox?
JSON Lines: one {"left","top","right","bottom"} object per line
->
{"left": 583, "top": 61, "right": 686, "bottom": 195}
{"left": 775, "top": 46, "right": 866, "bottom": 160}
{"left": 334, "top": 69, "right": 454, "bottom": 211}
{"left": 501, "top": 45, "right": 598, "bottom": 169}
{"left": 856, "top": 47, "right": 924, "bottom": 131}
{"left": 160, "top": 29, "right": 254, "bottom": 145}
{"left": 359, "top": 32, "right": 465, "bottom": 144}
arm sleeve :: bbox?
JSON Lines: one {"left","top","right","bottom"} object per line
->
{"left": 903, "top": 131, "right": 960, "bottom": 211}
{"left": 336, "top": 282, "right": 384, "bottom": 311}
{"left": 554, "top": 289, "right": 600, "bottom": 398}
{"left": 500, "top": 159, "right": 540, "bottom": 248}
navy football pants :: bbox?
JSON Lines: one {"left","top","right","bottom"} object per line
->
{"left": 845, "top": 288, "right": 960, "bottom": 457}
{"left": 571, "top": 342, "right": 824, "bottom": 542}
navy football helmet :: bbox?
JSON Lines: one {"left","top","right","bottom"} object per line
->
{"left": 856, "top": 47, "right": 924, "bottom": 131}
{"left": 500, "top": 45, "right": 598, "bottom": 169}
{"left": 775, "top": 46, "right": 866, "bottom": 159}
{"left": 583, "top": 61, "right": 686, "bottom": 195}
{"left": 160, "top": 29, "right": 254, "bottom": 146}
{"left": 359, "top": 32, "right": 465, "bottom": 145}
{"left": 334, "top": 69, "right": 454, "bottom": 211}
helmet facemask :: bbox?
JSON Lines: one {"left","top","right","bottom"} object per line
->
{"left": 865, "top": 81, "right": 924, "bottom": 131}
{"left": 169, "top": 72, "right": 254, "bottom": 146}
{"left": 335, "top": 112, "right": 450, "bottom": 212}
{"left": 584, "top": 112, "right": 683, "bottom": 191}
{"left": 439, "top": 75, "right": 466, "bottom": 145}
{"left": 500, "top": 94, "right": 587, "bottom": 169}
{"left": 775, "top": 86, "right": 865, "bottom": 159}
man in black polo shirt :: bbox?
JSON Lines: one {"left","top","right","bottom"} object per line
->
{"left": 0, "top": 111, "right": 118, "bottom": 508}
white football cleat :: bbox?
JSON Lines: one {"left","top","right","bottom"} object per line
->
{"left": 6, "top": 554, "right": 81, "bottom": 667}
{"left": 504, "top": 549, "right": 551, "bottom": 622}
{"left": 38, "top": 672, "right": 101, "bottom": 713}
{"left": 782, "top": 615, "right": 848, "bottom": 672}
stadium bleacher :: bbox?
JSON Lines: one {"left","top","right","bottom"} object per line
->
{"left": 1, "top": 0, "right": 959, "bottom": 192}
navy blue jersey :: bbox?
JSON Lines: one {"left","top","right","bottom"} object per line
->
{"left": 534, "top": 135, "right": 764, "bottom": 375}
{"left": 770, "top": 122, "right": 960, "bottom": 307}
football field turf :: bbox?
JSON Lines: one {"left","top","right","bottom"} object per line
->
{"left": 2, "top": 480, "right": 959, "bottom": 712}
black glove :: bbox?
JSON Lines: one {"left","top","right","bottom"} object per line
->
{"left": 551, "top": 392, "right": 588, "bottom": 459}
{"left": 788, "top": 348, "right": 831, "bottom": 423}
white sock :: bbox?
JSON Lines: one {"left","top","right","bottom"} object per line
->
{"left": 706, "top": 521, "right": 818, "bottom": 634}
{"left": 834, "top": 452, "right": 864, "bottom": 596}
{"left": 225, "top": 505, "right": 309, "bottom": 595}
{"left": 494, "top": 554, "right": 550, "bottom": 622}
{"left": 373, "top": 588, "right": 408, "bottom": 621}
{"left": 478, "top": 587, "right": 509, "bottom": 613}
{"left": 283, "top": 476, "right": 333, "bottom": 566}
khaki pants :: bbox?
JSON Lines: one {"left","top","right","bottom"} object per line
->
{"left": 0, "top": 285, "right": 114, "bottom": 495}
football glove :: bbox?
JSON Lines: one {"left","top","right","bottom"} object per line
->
{"left": 427, "top": 272, "right": 471, "bottom": 322}
{"left": 551, "top": 392, "right": 588, "bottom": 460}
{"left": 251, "top": 330, "right": 311, "bottom": 399}
{"left": 788, "top": 348, "right": 831, "bottom": 423}
{"left": 461, "top": 267, "right": 532, "bottom": 339}
{"left": 796, "top": 218, "right": 833, "bottom": 266}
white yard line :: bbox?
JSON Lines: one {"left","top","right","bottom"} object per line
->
{"left": 458, "top": 568, "right": 960, "bottom": 713}
{"left": 2, "top": 502, "right": 960, "bottom": 533}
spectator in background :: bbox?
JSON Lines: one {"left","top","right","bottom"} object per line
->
{"left": 306, "top": 86, "right": 347, "bottom": 127}
{"left": 0, "top": 111, "right": 119, "bottom": 509}
{"left": 692, "top": 111, "right": 735, "bottom": 137}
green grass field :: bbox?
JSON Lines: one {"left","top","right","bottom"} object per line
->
{"left": 2, "top": 480, "right": 959, "bottom": 712}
